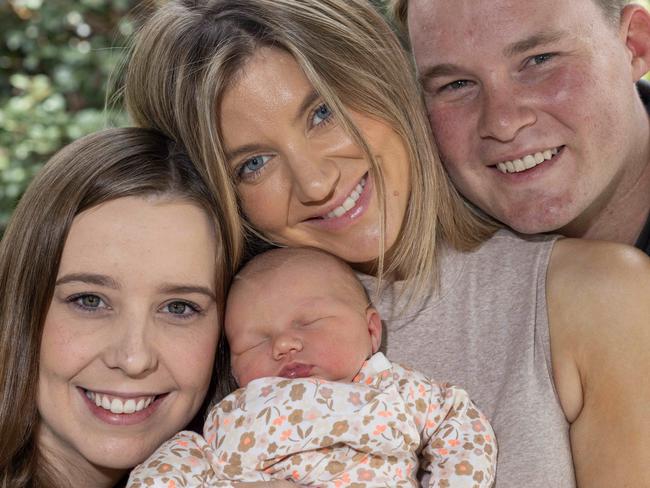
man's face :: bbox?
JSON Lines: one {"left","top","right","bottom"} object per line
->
{"left": 408, "top": 0, "right": 650, "bottom": 234}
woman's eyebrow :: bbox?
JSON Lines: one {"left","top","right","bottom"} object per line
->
{"left": 55, "top": 273, "right": 119, "bottom": 288}
{"left": 294, "top": 89, "right": 320, "bottom": 125}
{"left": 159, "top": 284, "right": 216, "bottom": 300}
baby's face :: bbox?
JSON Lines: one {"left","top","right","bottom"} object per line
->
{"left": 225, "top": 256, "right": 381, "bottom": 387}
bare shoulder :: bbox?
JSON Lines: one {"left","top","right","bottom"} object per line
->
{"left": 546, "top": 238, "right": 650, "bottom": 486}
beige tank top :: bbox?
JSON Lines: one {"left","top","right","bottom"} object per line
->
{"left": 359, "top": 229, "right": 575, "bottom": 487}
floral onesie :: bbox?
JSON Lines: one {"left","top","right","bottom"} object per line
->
{"left": 128, "top": 353, "right": 496, "bottom": 487}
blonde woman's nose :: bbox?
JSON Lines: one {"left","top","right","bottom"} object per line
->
{"left": 287, "top": 151, "right": 340, "bottom": 205}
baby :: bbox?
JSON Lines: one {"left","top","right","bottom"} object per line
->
{"left": 128, "top": 248, "right": 497, "bottom": 487}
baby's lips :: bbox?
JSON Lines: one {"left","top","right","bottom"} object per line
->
{"left": 278, "top": 363, "right": 313, "bottom": 379}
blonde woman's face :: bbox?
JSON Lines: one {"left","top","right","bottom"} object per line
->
{"left": 220, "top": 47, "right": 411, "bottom": 267}
{"left": 37, "top": 197, "right": 219, "bottom": 479}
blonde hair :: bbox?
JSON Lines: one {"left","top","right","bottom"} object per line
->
{"left": 0, "top": 128, "right": 236, "bottom": 487}
{"left": 124, "top": 0, "right": 496, "bottom": 302}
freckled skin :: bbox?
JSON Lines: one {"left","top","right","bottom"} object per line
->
{"left": 408, "top": 0, "right": 650, "bottom": 236}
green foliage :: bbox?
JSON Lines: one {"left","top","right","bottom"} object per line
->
{"left": 0, "top": 0, "right": 138, "bottom": 231}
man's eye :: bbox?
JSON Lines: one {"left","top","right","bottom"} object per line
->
{"left": 529, "top": 53, "right": 555, "bottom": 66}
{"left": 440, "top": 80, "right": 471, "bottom": 92}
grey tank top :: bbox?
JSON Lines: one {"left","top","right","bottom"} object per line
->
{"left": 358, "top": 229, "right": 575, "bottom": 488}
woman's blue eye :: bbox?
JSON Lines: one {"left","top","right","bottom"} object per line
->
{"left": 312, "top": 103, "right": 332, "bottom": 126}
{"left": 162, "top": 300, "right": 200, "bottom": 318}
{"left": 239, "top": 155, "right": 271, "bottom": 178}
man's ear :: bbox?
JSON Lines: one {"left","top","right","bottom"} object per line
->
{"left": 366, "top": 306, "right": 383, "bottom": 354}
{"left": 620, "top": 5, "right": 650, "bottom": 81}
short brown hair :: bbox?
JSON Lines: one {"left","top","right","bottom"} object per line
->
{"left": 390, "top": 0, "right": 630, "bottom": 33}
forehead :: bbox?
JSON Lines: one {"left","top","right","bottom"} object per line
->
{"left": 61, "top": 197, "right": 216, "bottom": 279}
{"left": 408, "top": 0, "right": 607, "bottom": 62}
{"left": 220, "top": 47, "right": 312, "bottom": 129}
{"left": 228, "top": 255, "right": 364, "bottom": 311}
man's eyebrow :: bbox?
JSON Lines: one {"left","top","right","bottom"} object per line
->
{"left": 55, "top": 273, "right": 120, "bottom": 288}
{"left": 159, "top": 284, "right": 216, "bottom": 301}
{"left": 418, "top": 63, "right": 463, "bottom": 84}
{"left": 417, "top": 30, "right": 566, "bottom": 85}
{"left": 503, "top": 30, "right": 565, "bottom": 58}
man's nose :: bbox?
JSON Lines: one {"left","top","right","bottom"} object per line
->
{"left": 478, "top": 83, "right": 536, "bottom": 142}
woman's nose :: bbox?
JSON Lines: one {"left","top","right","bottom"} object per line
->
{"left": 287, "top": 149, "right": 340, "bottom": 205}
{"left": 272, "top": 332, "right": 303, "bottom": 360}
{"left": 103, "top": 315, "right": 158, "bottom": 377}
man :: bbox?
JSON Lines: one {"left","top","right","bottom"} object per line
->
{"left": 392, "top": 0, "right": 650, "bottom": 255}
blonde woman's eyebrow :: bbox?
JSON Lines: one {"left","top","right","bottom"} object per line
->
{"left": 55, "top": 273, "right": 120, "bottom": 289}
{"left": 294, "top": 89, "right": 320, "bottom": 125}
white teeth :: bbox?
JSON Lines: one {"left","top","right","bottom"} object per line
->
{"left": 496, "top": 147, "right": 560, "bottom": 174}
{"left": 326, "top": 176, "right": 367, "bottom": 219}
{"left": 85, "top": 390, "right": 156, "bottom": 414}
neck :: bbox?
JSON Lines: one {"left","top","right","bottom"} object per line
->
{"left": 560, "top": 120, "right": 650, "bottom": 246}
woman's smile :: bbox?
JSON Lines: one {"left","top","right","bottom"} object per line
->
{"left": 220, "top": 47, "right": 410, "bottom": 264}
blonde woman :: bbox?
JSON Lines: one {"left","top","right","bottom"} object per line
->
{"left": 0, "top": 128, "right": 236, "bottom": 487}
{"left": 123, "top": 1, "right": 650, "bottom": 486}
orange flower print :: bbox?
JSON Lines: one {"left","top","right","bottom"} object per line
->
{"left": 280, "top": 429, "right": 293, "bottom": 441}
{"left": 472, "top": 419, "right": 486, "bottom": 432}
{"left": 373, "top": 424, "right": 387, "bottom": 436}
{"left": 357, "top": 468, "right": 375, "bottom": 481}
{"left": 260, "top": 385, "right": 274, "bottom": 397}
{"left": 455, "top": 460, "right": 474, "bottom": 476}
{"left": 238, "top": 432, "right": 256, "bottom": 452}
{"left": 272, "top": 415, "right": 287, "bottom": 426}
{"left": 167, "top": 481, "right": 176, "bottom": 488}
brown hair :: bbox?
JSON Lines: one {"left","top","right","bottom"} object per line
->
{"left": 390, "top": 0, "right": 631, "bottom": 33}
{"left": 123, "top": 0, "right": 496, "bottom": 304}
{"left": 0, "top": 127, "right": 237, "bottom": 487}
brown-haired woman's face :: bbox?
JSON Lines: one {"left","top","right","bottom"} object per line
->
{"left": 220, "top": 47, "right": 411, "bottom": 266}
{"left": 37, "top": 196, "right": 220, "bottom": 476}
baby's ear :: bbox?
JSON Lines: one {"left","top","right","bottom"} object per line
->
{"left": 366, "top": 307, "right": 383, "bottom": 354}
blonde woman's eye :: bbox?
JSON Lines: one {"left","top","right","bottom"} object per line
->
{"left": 238, "top": 155, "right": 271, "bottom": 179}
{"left": 311, "top": 103, "right": 333, "bottom": 127}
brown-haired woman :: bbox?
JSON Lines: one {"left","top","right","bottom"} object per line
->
{"left": 122, "top": 1, "right": 650, "bottom": 486}
{"left": 0, "top": 127, "right": 238, "bottom": 487}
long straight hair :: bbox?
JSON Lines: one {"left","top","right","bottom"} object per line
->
{"left": 123, "top": 0, "right": 497, "bottom": 303}
{"left": 0, "top": 127, "right": 238, "bottom": 487}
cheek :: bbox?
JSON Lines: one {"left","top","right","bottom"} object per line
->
{"left": 167, "top": 327, "right": 219, "bottom": 391}
{"left": 239, "top": 184, "right": 286, "bottom": 234}
{"left": 426, "top": 103, "right": 474, "bottom": 164}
